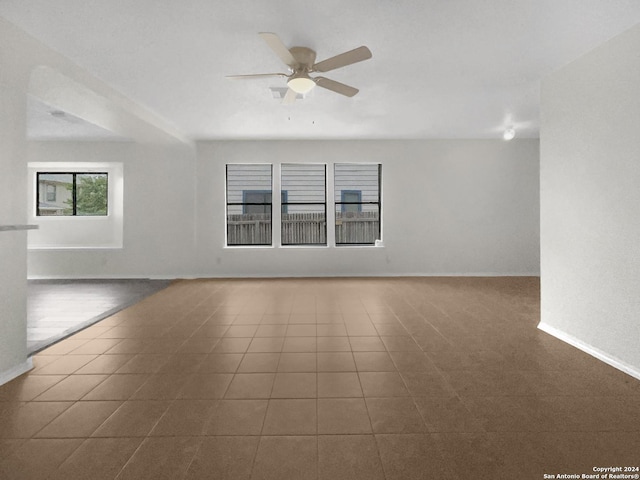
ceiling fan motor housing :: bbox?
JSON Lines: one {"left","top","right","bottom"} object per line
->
{"left": 289, "top": 47, "right": 317, "bottom": 71}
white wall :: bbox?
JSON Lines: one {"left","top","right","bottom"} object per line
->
{"left": 0, "top": 86, "right": 31, "bottom": 383}
{"left": 27, "top": 141, "right": 196, "bottom": 278}
{"left": 540, "top": 24, "right": 640, "bottom": 378}
{"left": 28, "top": 159, "right": 124, "bottom": 249}
{"left": 195, "top": 139, "right": 540, "bottom": 277}
{"left": 0, "top": 20, "right": 35, "bottom": 384}
{"left": 0, "top": 16, "right": 195, "bottom": 385}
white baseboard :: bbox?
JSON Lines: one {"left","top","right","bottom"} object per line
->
{"left": 538, "top": 322, "right": 640, "bottom": 381}
{"left": 0, "top": 358, "right": 34, "bottom": 387}
{"left": 27, "top": 272, "right": 540, "bottom": 280}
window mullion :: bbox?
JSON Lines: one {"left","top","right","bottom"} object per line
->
{"left": 273, "top": 164, "right": 282, "bottom": 248}
{"left": 72, "top": 174, "right": 77, "bottom": 216}
{"left": 327, "top": 163, "right": 335, "bottom": 247}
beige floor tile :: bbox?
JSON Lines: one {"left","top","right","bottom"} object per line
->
{"left": 114, "top": 354, "right": 171, "bottom": 374}
{"left": 389, "top": 351, "right": 436, "bottom": 372}
{"left": 12, "top": 277, "right": 640, "bottom": 480}
{"left": 39, "top": 339, "right": 90, "bottom": 356}
{"left": 206, "top": 400, "right": 268, "bottom": 435}
{"left": 251, "top": 436, "right": 317, "bottom": 480}
{"left": 286, "top": 324, "right": 317, "bottom": 336}
{"left": 150, "top": 399, "right": 217, "bottom": 436}
{"left": 436, "top": 432, "right": 507, "bottom": 478}
{"left": 359, "top": 372, "right": 410, "bottom": 397}
{"left": 288, "top": 313, "right": 317, "bottom": 324}
{"left": 400, "top": 372, "right": 456, "bottom": 396}
{"left": 277, "top": 352, "right": 316, "bottom": 372}
{"left": 318, "top": 398, "right": 372, "bottom": 434}
{"left": 271, "top": 372, "right": 317, "bottom": 398}
{"left": 48, "top": 437, "right": 141, "bottom": 480}
{"left": 92, "top": 400, "right": 170, "bottom": 437}
{"left": 349, "top": 336, "right": 386, "bottom": 352}
{"left": 317, "top": 372, "right": 363, "bottom": 397}
{"left": 260, "top": 314, "right": 290, "bottom": 324}
{"left": 184, "top": 436, "right": 259, "bottom": 480}
{"left": 178, "top": 373, "right": 233, "bottom": 399}
{"left": 75, "top": 354, "right": 136, "bottom": 374}
{"left": 366, "top": 397, "right": 427, "bottom": 433}
{"left": 416, "top": 395, "right": 485, "bottom": 433}
{"left": 376, "top": 433, "right": 455, "bottom": 480}
{"left": 114, "top": 436, "right": 201, "bottom": 480}
{"left": 176, "top": 336, "right": 220, "bottom": 354}
{"left": 212, "top": 338, "right": 252, "bottom": 353}
{"left": 246, "top": 337, "right": 285, "bottom": 353}
{"left": 317, "top": 352, "right": 356, "bottom": 372}
{"left": 225, "top": 373, "right": 275, "bottom": 399}
{"left": 224, "top": 325, "right": 258, "bottom": 337}
{"left": 262, "top": 399, "right": 317, "bottom": 435}
{"left": 0, "top": 375, "right": 66, "bottom": 402}
{"left": 35, "top": 401, "right": 121, "bottom": 438}
{"left": 0, "top": 402, "right": 72, "bottom": 438}
{"left": 345, "top": 322, "right": 378, "bottom": 336}
{"left": 374, "top": 324, "right": 409, "bottom": 336}
{"left": 234, "top": 314, "right": 263, "bottom": 325}
{"left": 316, "top": 324, "right": 347, "bottom": 336}
{"left": 69, "top": 338, "right": 125, "bottom": 355}
{"left": 196, "top": 324, "right": 229, "bottom": 337}
{"left": 282, "top": 337, "right": 317, "bottom": 352}
{"left": 316, "top": 313, "right": 343, "bottom": 324}
{"left": 0, "top": 438, "right": 83, "bottom": 480}
{"left": 103, "top": 339, "right": 149, "bottom": 355}
{"left": 353, "top": 352, "right": 397, "bottom": 371}
{"left": 316, "top": 336, "right": 351, "bottom": 352}
{"left": 255, "top": 324, "right": 288, "bottom": 337}
{"left": 32, "top": 355, "right": 98, "bottom": 375}
{"left": 238, "top": 353, "right": 281, "bottom": 373}
{"left": 130, "top": 373, "right": 191, "bottom": 400}
{"left": 156, "top": 354, "right": 207, "bottom": 374}
{"left": 318, "top": 435, "right": 385, "bottom": 480}
{"left": 199, "top": 354, "right": 243, "bottom": 373}
{"left": 141, "top": 339, "right": 184, "bottom": 354}
{"left": 82, "top": 374, "right": 149, "bottom": 400}
{"left": 381, "top": 336, "right": 422, "bottom": 352}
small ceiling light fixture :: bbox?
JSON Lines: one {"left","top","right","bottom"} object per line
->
{"left": 287, "top": 72, "right": 316, "bottom": 94}
{"left": 503, "top": 127, "right": 516, "bottom": 141}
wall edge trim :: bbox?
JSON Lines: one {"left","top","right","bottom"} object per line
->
{"left": 28, "top": 272, "right": 541, "bottom": 280}
{"left": 538, "top": 322, "right": 640, "bottom": 381}
{"left": 0, "top": 358, "right": 34, "bottom": 387}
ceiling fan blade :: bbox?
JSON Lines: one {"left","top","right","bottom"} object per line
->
{"left": 282, "top": 88, "right": 297, "bottom": 105}
{"left": 226, "top": 73, "right": 288, "bottom": 80}
{"left": 312, "top": 46, "right": 372, "bottom": 73}
{"left": 314, "top": 77, "right": 359, "bottom": 97}
{"left": 259, "top": 32, "right": 296, "bottom": 67}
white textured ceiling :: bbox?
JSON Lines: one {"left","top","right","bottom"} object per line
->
{"left": 2, "top": 0, "right": 640, "bottom": 140}
{"left": 27, "top": 96, "right": 131, "bottom": 141}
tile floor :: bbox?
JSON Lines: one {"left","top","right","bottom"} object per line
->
{"left": 27, "top": 279, "right": 173, "bottom": 353}
{"left": 1, "top": 277, "right": 639, "bottom": 479}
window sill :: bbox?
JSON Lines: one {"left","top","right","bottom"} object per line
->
{"left": 28, "top": 245, "right": 123, "bottom": 251}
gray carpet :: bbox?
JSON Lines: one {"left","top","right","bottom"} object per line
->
{"left": 27, "top": 279, "right": 173, "bottom": 353}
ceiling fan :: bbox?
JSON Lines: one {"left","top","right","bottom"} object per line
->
{"left": 227, "top": 32, "right": 372, "bottom": 103}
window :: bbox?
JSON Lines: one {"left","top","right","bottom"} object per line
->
{"left": 281, "top": 164, "right": 326, "bottom": 246}
{"left": 226, "top": 164, "right": 273, "bottom": 246}
{"left": 341, "top": 190, "right": 362, "bottom": 213}
{"left": 334, "top": 164, "right": 381, "bottom": 245}
{"left": 45, "top": 184, "right": 56, "bottom": 202}
{"left": 36, "top": 172, "right": 108, "bottom": 216}
{"left": 242, "top": 191, "right": 288, "bottom": 214}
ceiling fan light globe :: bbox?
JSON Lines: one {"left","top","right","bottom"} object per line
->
{"left": 288, "top": 76, "right": 316, "bottom": 94}
{"left": 503, "top": 128, "right": 516, "bottom": 141}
